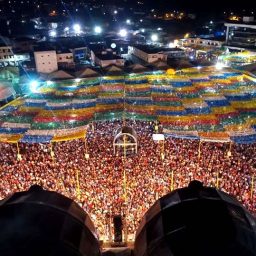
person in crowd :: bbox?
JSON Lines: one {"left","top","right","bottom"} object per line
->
{"left": 0, "top": 120, "right": 255, "bottom": 239}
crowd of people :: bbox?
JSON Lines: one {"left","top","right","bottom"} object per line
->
{"left": 0, "top": 120, "right": 255, "bottom": 241}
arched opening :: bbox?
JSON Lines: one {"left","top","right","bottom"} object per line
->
{"left": 113, "top": 126, "right": 138, "bottom": 156}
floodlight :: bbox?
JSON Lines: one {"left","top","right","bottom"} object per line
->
{"left": 151, "top": 34, "right": 158, "bottom": 42}
{"left": 119, "top": 29, "right": 127, "bottom": 37}
{"left": 73, "top": 24, "right": 81, "bottom": 33}
{"left": 49, "top": 30, "right": 57, "bottom": 37}
{"left": 94, "top": 26, "right": 102, "bottom": 34}
{"left": 215, "top": 62, "right": 224, "bottom": 70}
{"left": 30, "top": 80, "right": 39, "bottom": 93}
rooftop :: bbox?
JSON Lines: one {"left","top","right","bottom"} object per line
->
{"left": 225, "top": 22, "right": 256, "bottom": 28}
{"left": 95, "top": 53, "right": 123, "bottom": 60}
{"left": 133, "top": 44, "right": 184, "bottom": 54}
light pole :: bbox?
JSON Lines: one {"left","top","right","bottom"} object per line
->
{"left": 198, "top": 140, "right": 202, "bottom": 159}
{"left": 16, "top": 142, "right": 22, "bottom": 161}
{"left": 76, "top": 169, "right": 81, "bottom": 201}
{"left": 122, "top": 134, "right": 128, "bottom": 243}
{"left": 84, "top": 130, "right": 90, "bottom": 160}
{"left": 50, "top": 141, "right": 55, "bottom": 160}
{"left": 251, "top": 174, "right": 255, "bottom": 200}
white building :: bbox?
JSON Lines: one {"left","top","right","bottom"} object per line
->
{"left": 91, "top": 50, "right": 125, "bottom": 67}
{"left": 128, "top": 45, "right": 185, "bottom": 63}
{"left": 225, "top": 23, "right": 256, "bottom": 49}
{"left": 56, "top": 50, "right": 74, "bottom": 64}
{"left": 179, "top": 38, "right": 223, "bottom": 48}
{"left": 34, "top": 50, "right": 58, "bottom": 74}
{"left": 128, "top": 45, "right": 166, "bottom": 63}
{"left": 0, "top": 45, "right": 30, "bottom": 67}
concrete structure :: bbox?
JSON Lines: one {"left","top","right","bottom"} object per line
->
{"left": 34, "top": 50, "right": 58, "bottom": 74}
{"left": 91, "top": 50, "right": 125, "bottom": 68}
{"left": 128, "top": 45, "right": 185, "bottom": 63}
{"left": 243, "top": 16, "right": 254, "bottom": 23}
{"left": 57, "top": 51, "right": 74, "bottom": 63}
{"left": 0, "top": 45, "right": 30, "bottom": 67}
{"left": 56, "top": 50, "right": 74, "bottom": 69}
{"left": 225, "top": 23, "right": 256, "bottom": 50}
{"left": 179, "top": 38, "right": 224, "bottom": 48}
{"left": 12, "top": 37, "right": 36, "bottom": 52}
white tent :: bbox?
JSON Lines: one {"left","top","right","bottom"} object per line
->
{"left": 46, "top": 70, "right": 74, "bottom": 80}
{"left": 75, "top": 68, "right": 100, "bottom": 78}
{"left": 104, "top": 64, "right": 125, "bottom": 75}
{"left": 129, "top": 64, "right": 149, "bottom": 73}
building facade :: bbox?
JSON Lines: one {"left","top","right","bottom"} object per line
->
{"left": 91, "top": 51, "right": 125, "bottom": 67}
{"left": 225, "top": 23, "right": 256, "bottom": 50}
{"left": 0, "top": 45, "right": 30, "bottom": 67}
{"left": 34, "top": 50, "right": 58, "bottom": 74}
{"left": 128, "top": 45, "right": 185, "bottom": 63}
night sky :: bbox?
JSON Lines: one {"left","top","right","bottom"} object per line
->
{"left": 146, "top": 0, "right": 255, "bottom": 12}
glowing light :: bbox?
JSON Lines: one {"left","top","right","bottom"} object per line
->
{"left": 184, "top": 33, "right": 190, "bottom": 39}
{"left": 30, "top": 80, "right": 39, "bottom": 93}
{"left": 94, "top": 26, "right": 102, "bottom": 34}
{"left": 126, "top": 19, "right": 131, "bottom": 24}
{"left": 73, "top": 24, "right": 81, "bottom": 33}
{"left": 46, "top": 80, "right": 53, "bottom": 86}
{"left": 75, "top": 78, "right": 81, "bottom": 83}
{"left": 119, "top": 29, "right": 127, "bottom": 37}
{"left": 49, "top": 30, "right": 57, "bottom": 37}
{"left": 169, "top": 42, "right": 175, "bottom": 48}
{"left": 151, "top": 34, "right": 158, "bottom": 42}
{"left": 215, "top": 62, "right": 224, "bottom": 70}
{"left": 64, "top": 27, "right": 69, "bottom": 32}
{"left": 197, "top": 66, "right": 202, "bottom": 70}
{"left": 111, "top": 43, "right": 117, "bottom": 49}
{"left": 141, "top": 28, "right": 145, "bottom": 33}
{"left": 168, "top": 40, "right": 178, "bottom": 48}
{"left": 114, "top": 10, "right": 118, "bottom": 14}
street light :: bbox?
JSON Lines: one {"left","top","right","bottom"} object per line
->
{"left": 119, "top": 29, "right": 127, "bottom": 37}
{"left": 73, "top": 23, "right": 81, "bottom": 34}
{"left": 151, "top": 34, "right": 158, "bottom": 42}
{"left": 215, "top": 62, "right": 224, "bottom": 70}
{"left": 94, "top": 26, "right": 102, "bottom": 34}
{"left": 111, "top": 43, "right": 117, "bottom": 49}
{"left": 49, "top": 30, "right": 57, "bottom": 37}
{"left": 30, "top": 80, "right": 39, "bottom": 93}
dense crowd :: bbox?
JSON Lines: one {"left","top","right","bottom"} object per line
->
{"left": 0, "top": 120, "right": 255, "bottom": 240}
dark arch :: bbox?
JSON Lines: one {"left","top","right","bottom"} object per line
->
{"left": 113, "top": 126, "right": 138, "bottom": 155}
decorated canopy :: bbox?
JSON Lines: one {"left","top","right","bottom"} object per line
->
{"left": 0, "top": 67, "right": 256, "bottom": 144}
